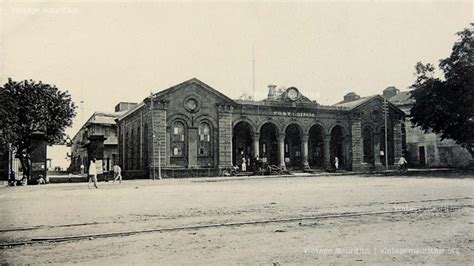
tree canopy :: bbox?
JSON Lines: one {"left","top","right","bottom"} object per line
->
{"left": 0, "top": 78, "right": 76, "bottom": 178}
{"left": 410, "top": 25, "right": 474, "bottom": 157}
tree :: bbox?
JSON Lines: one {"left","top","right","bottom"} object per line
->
{"left": 0, "top": 78, "right": 76, "bottom": 180}
{"left": 409, "top": 25, "right": 474, "bottom": 159}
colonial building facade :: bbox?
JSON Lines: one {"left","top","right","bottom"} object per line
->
{"left": 384, "top": 87, "right": 471, "bottom": 167}
{"left": 117, "top": 78, "right": 405, "bottom": 178}
{"left": 69, "top": 103, "right": 136, "bottom": 173}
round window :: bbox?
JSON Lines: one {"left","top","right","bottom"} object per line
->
{"left": 185, "top": 98, "right": 198, "bottom": 112}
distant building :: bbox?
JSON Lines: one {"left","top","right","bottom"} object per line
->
{"left": 69, "top": 102, "right": 136, "bottom": 173}
{"left": 116, "top": 78, "right": 405, "bottom": 178}
{"left": 384, "top": 87, "right": 471, "bottom": 167}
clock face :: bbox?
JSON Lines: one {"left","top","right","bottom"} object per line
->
{"left": 187, "top": 99, "right": 197, "bottom": 110}
{"left": 287, "top": 88, "right": 299, "bottom": 101}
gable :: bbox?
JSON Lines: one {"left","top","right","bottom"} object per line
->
{"left": 153, "top": 78, "right": 235, "bottom": 105}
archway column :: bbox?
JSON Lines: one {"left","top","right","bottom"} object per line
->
{"left": 278, "top": 133, "right": 286, "bottom": 169}
{"left": 253, "top": 133, "right": 260, "bottom": 158}
{"left": 374, "top": 132, "right": 382, "bottom": 167}
{"left": 323, "top": 134, "right": 331, "bottom": 168}
{"left": 393, "top": 119, "right": 403, "bottom": 164}
{"left": 302, "top": 133, "right": 310, "bottom": 170}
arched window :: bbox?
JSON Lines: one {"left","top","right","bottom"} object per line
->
{"left": 171, "top": 121, "right": 185, "bottom": 157}
{"left": 198, "top": 122, "right": 212, "bottom": 156}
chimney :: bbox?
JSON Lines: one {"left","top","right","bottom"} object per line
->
{"left": 383, "top": 86, "right": 399, "bottom": 99}
{"left": 267, "top": 84, "right": 277, "bottom": 100}
{"left": 343, "top": 92, "right": 360, "bottom": 102}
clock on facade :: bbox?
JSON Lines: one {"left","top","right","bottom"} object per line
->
{"left": 286, "top": 87, "right": 299, "bottom": 101}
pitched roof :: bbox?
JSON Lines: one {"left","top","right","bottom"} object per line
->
{"left": 87, "top": 111, "right": 128, "bottom": 125}
{"left": 117, "top": 78, "right": 236, "bottom": 121}
{"left": 387, "top": 91, "right": 414, "bottom": 105}
{"left": 333, "top": 95, "right": 377, "bottom": 109}
{"left": 153, "top": 78, "right": 235, "bottom": 104}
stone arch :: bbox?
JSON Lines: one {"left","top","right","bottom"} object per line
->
{"left": 284, "top": 123, "right": 304, "bottom": 168}
{"left": 282, "top": 120, "right": 305, "bottom": 136}
{"left": 259, "top": 122, "right": 279, "bottom": 165}
{"left": 308, "top": 124, "right": 326, "bottom": 168}
{"left": 257, "top": 120, "right": 280, "bottom": 134}
{"left": 232, "top": 121, "right": 254, "bottom": 168}
{"left": 167, "top": 113, "right": 192, "bottom": 128}
{"left": 195, "top": 114, "right": 218, "bottom": 129}
{"left": 169, "top": 118, "right": 187, "bottom": 167}
{"left": 327, "top": 123, "right": 348, "bottom": 137}
{"left": 233, "top": 117, "right": 257, "bottom": 134}
{"left": 330, "top": 125, "right": 346, "bottom": 169}
{"left": 362, "top": 125, "right": 375, "bottom": 164}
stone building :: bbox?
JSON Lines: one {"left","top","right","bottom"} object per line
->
{"left": 116, "top": 78, "right": 405, "bottom": 178}
{"left": 69, "top": 103, "right": 136, "bottom": 173}
{"left": 384, "top": 87, "right": 471, "bottom": 167}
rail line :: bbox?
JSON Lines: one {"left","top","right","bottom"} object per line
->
{"left": 1, "top": 201, "right": 472, "bottom": 248}
{"left": 1, "top": 196, "right": 471, "bottom": 234}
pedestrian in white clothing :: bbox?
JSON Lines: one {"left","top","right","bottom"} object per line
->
{"left": 88, "top": 158, "right": 98, "bottom": 189}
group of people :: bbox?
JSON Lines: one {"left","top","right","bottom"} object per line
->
{"left": 86, "top": 158, "right": 123, "bottom": 189}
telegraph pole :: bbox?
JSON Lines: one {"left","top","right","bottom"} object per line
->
{"left": 157, "top": 135, "right": 162, "bottom": 180}
{"left": 150, "top": 94, "right": 155, "bottom": 181}
{"left": 384, "top": 98, "right": 389, "bottom": 170}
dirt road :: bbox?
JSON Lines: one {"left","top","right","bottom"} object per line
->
{"left": 1, "top": 174, "right": 473, "bottom": 264}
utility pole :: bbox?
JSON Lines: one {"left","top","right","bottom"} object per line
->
{"left": 150, "top": 94, "right": 155, "bottom": 181}
{"left": 157, "top": 135, "right": 162, "bottom": 180}
{"left": 384, "top": 98, "right": 389, "bottom": 170}
{"left": 252, "top": 42, "right": 255, "bottom": 101}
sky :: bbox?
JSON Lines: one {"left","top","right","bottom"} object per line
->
{"left": 1, "top": 0, "right": 472, "bottom": 168}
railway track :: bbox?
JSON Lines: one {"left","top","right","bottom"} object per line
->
{"left": 1, "top": 196, "right": 472, "bottom": 248}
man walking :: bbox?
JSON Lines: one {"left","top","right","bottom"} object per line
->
{"left": 113, "top": 164, "right": 122, "bottom": 183}
{"left": 398, "top": 154, "right": 408, "bottom": 172}
{"left": 88, "top": 158, "right": 98, "bottom": 189}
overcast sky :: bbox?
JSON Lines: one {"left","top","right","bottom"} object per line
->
{"left": 1, "top": 0, "right": 472, "bottom": 141}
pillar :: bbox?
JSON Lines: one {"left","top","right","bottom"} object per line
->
{"left": 253, "top": 133, "right": 260, "bottom": 158}
{"left": 351, "top": 119, "right": 363, "bottom": 170}
{"left": 323, "top": 134, "right": 331, "bottom": 169}
{"left": 187, "top": 127, "right": 198, "bottom": 168}
{"left": 393, "top": 119, "right": 403, "bottom": 164}
{"left": 302, "top": 133, "right": 310, "bottom": 170}
{"left": 149, "top": 98, "right": 168, "bottom": 178}
{"left": 217, "top": 104, "right": 233, "bottom": 168}
{"left": 278, "top": 133, "right": 286, "bottom": 169}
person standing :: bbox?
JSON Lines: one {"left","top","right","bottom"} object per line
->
{"left": 113, "top": 164, "right": 122, "bottom": 183}
{"left": 334, "top": 156, "right": 339, "bottom": 170}
{"left": 88, "top": 158, "right": 98, "bottom": 189}
{"left": 398, "top": 155, "right": 408, "bottom": 172}
{"left": 241, "top": 157, "right": 247, "bottom": 172}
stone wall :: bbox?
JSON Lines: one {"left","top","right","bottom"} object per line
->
{"left": 218, "top": 104, "right": 233, "bottom": 168}
{"left": 350, "top": 119, "right": 363, "bottom": 170}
